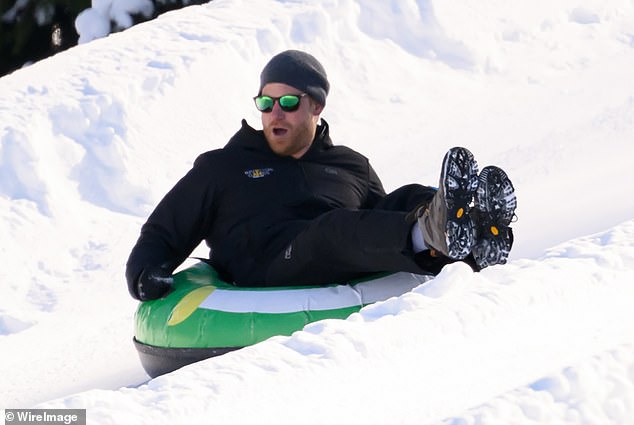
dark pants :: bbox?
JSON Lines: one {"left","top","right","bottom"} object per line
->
{"left": 261, "top": 184, "right": 439, "bottom": 286}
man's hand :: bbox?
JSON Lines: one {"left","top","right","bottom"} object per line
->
{"left": 136, "top": 267, "right": 174, "bottom": 301}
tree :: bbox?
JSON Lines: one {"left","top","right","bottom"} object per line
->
{"left": 0, "top": 0, "right": 210, "bottom": 78}
{"left": 1, "top": 0, "right": 89, "bottom": 76}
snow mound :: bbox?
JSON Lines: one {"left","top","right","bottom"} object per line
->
{"left": 38, "top": 221, "right": 634, "bottom": 424}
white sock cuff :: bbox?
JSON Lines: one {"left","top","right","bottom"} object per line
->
{"left": 411, "top": 223, "right": 427, "bottom": 253}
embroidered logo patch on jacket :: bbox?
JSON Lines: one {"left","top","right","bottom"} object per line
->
{"left": 244, "top": 168, "right": 274, "bottom": 179}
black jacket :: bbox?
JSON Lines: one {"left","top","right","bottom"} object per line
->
{"left": 126, "top": 120, "right": 386, "bottom": 298}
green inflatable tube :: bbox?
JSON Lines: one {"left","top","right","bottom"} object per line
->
{"left": 134, "top": 262, "right": 431, "bottom": 377}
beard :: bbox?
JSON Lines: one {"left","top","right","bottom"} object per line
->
{"left": 264, "top": 118, "right": 316, "bottom": 158}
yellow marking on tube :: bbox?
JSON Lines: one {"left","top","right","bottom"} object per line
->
{"left": 167, "top": 286, "right": 215, "bottom": 326}
{"left": 456, "top": 208, "right": 464, "bottom": 219}
{"left": 491, "top": 226, "right": 499, "bottom": 236}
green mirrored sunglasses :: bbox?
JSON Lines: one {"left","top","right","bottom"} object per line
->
{"left": 253, "top": 93, "right": 307, "bottom": 113}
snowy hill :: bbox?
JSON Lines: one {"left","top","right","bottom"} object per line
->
{"left": 1, "top": 0, "right": 634, "bottom": 423}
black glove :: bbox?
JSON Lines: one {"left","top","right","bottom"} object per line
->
{"left": 136, "top": 267, "right": 174, "bottom": 301}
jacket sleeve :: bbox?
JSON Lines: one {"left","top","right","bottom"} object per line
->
{"left": 125, "top": 154, "right": 216, "bottom": 299}
{"left": 361, "top": 161, "right": 387, "bottom": 208}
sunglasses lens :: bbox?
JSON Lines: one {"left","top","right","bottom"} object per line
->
{"left": 278, "top": 95, "right": 301, "bottom": 111}
{"left": 254, "top": 94, "right": 303, "bottom": 112}
{"left": 254, "top": 96, "right": 274, "bottom": 112}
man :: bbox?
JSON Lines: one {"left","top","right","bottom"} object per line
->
{"left": 126, "top": 50, "right": 517, "bottom": 301}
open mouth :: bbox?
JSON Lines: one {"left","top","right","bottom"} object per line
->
{"left": 272, "top": 127, "right": 288, "bottom": 136}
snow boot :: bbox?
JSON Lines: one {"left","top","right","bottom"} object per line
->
{"left": 417, "top": 147, "right": 479, "bottom": 260}
{"left": 472, "top": 166, "right": 517, "bottom": 269}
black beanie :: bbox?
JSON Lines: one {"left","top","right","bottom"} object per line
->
{"left": 259, "top": 50, "right": 330, "bottom": 106}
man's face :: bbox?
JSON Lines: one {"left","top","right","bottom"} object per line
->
{"left": 260, "top": 83, "right": 323, "bottom": 158}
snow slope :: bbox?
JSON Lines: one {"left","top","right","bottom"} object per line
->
{"left": 1, "top": 0, "right": 634, "bottom": 423}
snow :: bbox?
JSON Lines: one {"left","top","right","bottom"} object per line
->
{"left": 1, "top": 0, "right": 634, "bottom": 423}
{"left": 75, "top": 0, "right": 154, "bottom": 44}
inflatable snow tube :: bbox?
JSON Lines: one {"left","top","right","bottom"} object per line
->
{"left": 134, "top": 262, "right": 431, "bottom": 377}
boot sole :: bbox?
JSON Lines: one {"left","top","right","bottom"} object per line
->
{"left": 473, "top": 166, "right": 517, "bottom": 268}
{"left": 442, "top": 147, "right": 479, "bottom": 259}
